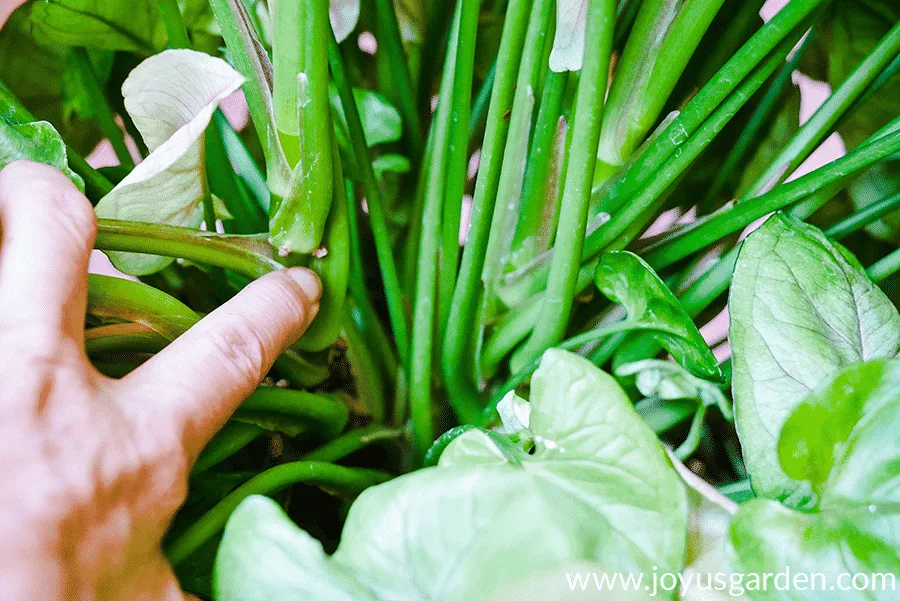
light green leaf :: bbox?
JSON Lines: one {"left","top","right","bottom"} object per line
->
{"left": 550, "top": 0, "right": 587, "bottom": 72}
{"left": 95, "top": 50, "right": 244, "bottom": 275}
{"left": 616, "top": 359, "right": 732, "bottom": 421}
{"left": 372, "top": 153, "right": 410, "bottom": 176}
{"left": 595, "top": 250, "right": 723, "bottom": 381}
{"left": 330, "top": 86, "right": 403, "bottom": 148}
{"left": 729, "top": 213, "right": 900, "bottom": 508}
{"left": 727, "top": 360, "right": 900, "bottom": 601}
{"left": 0, "top": 118, "right": 84, "bottom": 191}
{"left": 330, "top": 0, "right": 360, "bottom": 43}
{"left": 215, "top": 349, "right": 688, "bottom": 601}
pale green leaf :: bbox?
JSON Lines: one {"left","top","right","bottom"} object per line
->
{"left": 330, "top": 0, "right": 360, "bottom": 43}
{"left": 95, "top": 50, "right": 244, "bottom": 275}
{"left": 729, "top": 213, "right": 900, "bottom": 508}
{"left": 727, "top": 360, "right": 900, "bottom": 601}
{"left": 215, "top": 350, "right": 688, "bottom": 601}
{"left": 550, "top": 0, "right": 587, "bottom": 72}
{"left": 29, "top": 0, "right": 164, "bottom": 53}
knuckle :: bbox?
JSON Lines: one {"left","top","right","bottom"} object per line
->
{"left": 204, "top": 315, "right": 271, "bottom": 384}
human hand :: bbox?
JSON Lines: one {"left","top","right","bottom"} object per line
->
{"left": 0, "top": 161, "right": 321, "bottom": 601}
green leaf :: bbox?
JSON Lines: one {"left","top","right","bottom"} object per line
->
{"left": 0, "top": 7, "right": 101, "bottom": 155}
{"left": 616, "top": 359, "right": 732, "bottom": 421}
{"left": 329, "top": 86, "right": 403, "bottom": 148}
{"left": 595, "top": 250, "right": 723, "bottom": 381}
{"left": 29, "top": 0, "right": 165, "bottom": 53}
{"left": 94, "top": 50, "right": 244, "bottom": 275}
{"left": 0, "top": 118, "right": 84, "bottom": 191}
{"left": 215, "top": 349, "right": 688, "bottom": 601}
{"left": 28, "top": 0, "right": 222, "bottom": 54}
{"left": 729, "top": 213, "right": 900, "bottom": 508}
{"left": 372, "top": 153, "right": 410, "bottom": 176}
{"left": 549, "top": 0, "right": 587, "bottom": 72}
{"left": 727, "top": 360, "right": 900, "bottom": 601}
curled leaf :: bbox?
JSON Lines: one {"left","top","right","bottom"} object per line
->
{"left": 95, "top": 50, "right": 244, "bottom": 275}
{"left": 595, "top": 250, "right": 723, "bottom": 382}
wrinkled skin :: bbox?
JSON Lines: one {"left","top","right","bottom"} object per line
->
{"left": 0, "top": 161, "right": 321, "bottom": 601}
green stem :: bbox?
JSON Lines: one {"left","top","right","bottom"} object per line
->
{"left": 156, "top": 0, "right": 192, "bottom": 48}
{"left": 826, "top": 191, "right": 900, "bottom": 240}
{"left": 743, "top": 18, "right": 900, "bottom": 198}
{"left": 469, "top": 61, "right": 496, "bottom": 140}
{"left": 192, "top": 422, "right": 264, "bottom": 474}
{"left": 272, "top": 0, "right": 304, "bottom": 161}
{"left": 509, "top": 69, "right": 569, "bottom": 269}
{"left": 95, "top": 219, "right": 283, "bottom": 278}
{"left": 71, "top": 48, "right": 133, "bottom": 168}
{"left": 87, "top": 274, "right": 199, "bottom": 340}
{"left": 441, "top": 0, "right": 534, "bottom": 423}
{"left": 698, "top": 31, "right": 815, "bottom": 211}
{"left": 595, "top": 0, "right": 726, "bottom": 185}
{"left": 87, "top": 273, "right": 327, "bottom": 389}
{"left": 674, "top": 403, "right": 707, "bottom": 460}
{"left": 208, "top": 0, "right": 276, "bottom": 160}
{"left": 206, "top": 112, "right": 268, "bottom": 234}
{"left": 598, "top": 0, "right": 827, "bottom": 216}
{"left": 438, "top": 0, "right": 480, "bottom": 337}
{"left": 343, "top": 308, "right": 387, "bottom": 423}
{"left": 410, "top": 0, "right": 478, "bottom": 456}
{"left": 372, "top": 0, "right": 423, "bottom": 156}
{"left": 166, "top": 463, "right": 391, "bottom": 565}
{"left": 328, "top": 33, "right": 409, "bottom": 364}
{"left": 344, "top": 182, "right": 397, "bottom": 379}
{"left": 480, "top": 0, "right": 554, "bottom": 312}
{"left": 236, "top": 388, "right": 349, "bottom": 437}
{"left": 868, "top": 248, "right": 900, "bottom": 282}
{"left": 300, "top": 425, "right": 404, "bottom": 462}
{"left": 517, "top": 0, "right": 616, "bottom": 366}
{"left": 643, "top": 117, "right": 900, "bottom": 269}
{"left": 85, "top": 323, "right": 169, "bottom": 356}
{"left": 66, "top": 150, "right": 114, "bottom": 201}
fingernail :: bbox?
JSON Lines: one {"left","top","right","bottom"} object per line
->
{"left": 286, "top": 268, "right": 322, "bottom": 304}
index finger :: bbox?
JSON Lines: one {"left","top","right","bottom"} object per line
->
{"left": 119, "top": 267, "right": 321, "bottom": 460}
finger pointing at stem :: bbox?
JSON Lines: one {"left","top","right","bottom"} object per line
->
{"left": 120, "top": 267, "right": 321, "bottom": 460}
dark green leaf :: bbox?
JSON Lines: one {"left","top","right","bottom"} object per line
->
{"left": 729, "top": 213, "right": 900, "bottom": 508}
{"left": 595, "top": 250, "right": 723, "bottom": 381}
{"left": 818, "top": 0, "right": 900, "bottom": 148}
